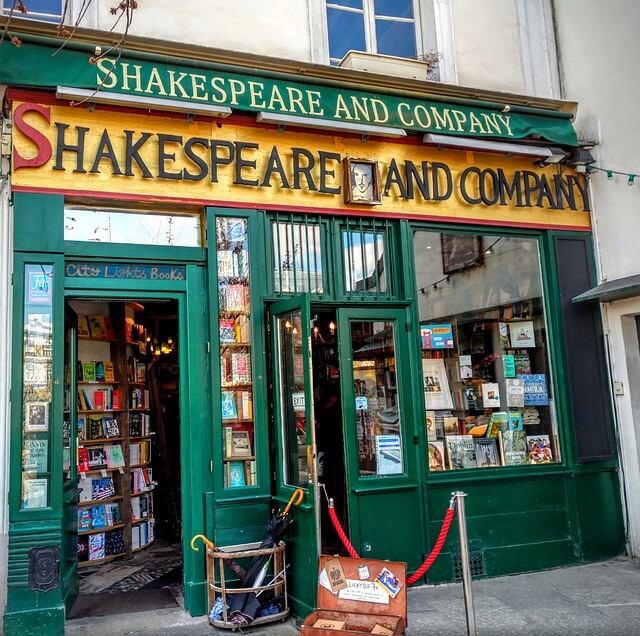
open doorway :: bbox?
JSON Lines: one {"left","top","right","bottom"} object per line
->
{"left": 311, "top": 309, "right": 349, "bottom": 555}
{"left": 66, "top": 298, "right": 183, "bottom": 619}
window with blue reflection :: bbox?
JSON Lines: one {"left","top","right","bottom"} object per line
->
{"left": 326, "top": 0, "right": 417, "bottom": 65}
{"left": 2, "top": 0, "right": 62, "bottom": 22}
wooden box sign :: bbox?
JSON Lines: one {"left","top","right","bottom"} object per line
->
{"left": 301, "top": 556, "right": 407, "bottom": 636}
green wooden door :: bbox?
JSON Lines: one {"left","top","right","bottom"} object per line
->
{"left": 337, "top": 307, "right": 425, "bottom": 570}
{"left": 61, "top": 303, "right": 79, "bottom": 611}
{"left": 270, "top": 295, "right": 320, "bottom": 618}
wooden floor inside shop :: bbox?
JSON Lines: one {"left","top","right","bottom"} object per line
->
{"left": 68, "top": 540, "right": 183, "bottom": 618}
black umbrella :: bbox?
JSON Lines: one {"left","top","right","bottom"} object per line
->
{"left": 228, "top": 489, "right": 304, "bottom": 626}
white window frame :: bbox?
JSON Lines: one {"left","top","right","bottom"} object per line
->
{"left": 2, "top": 0, "right": 63, "bottom": 22}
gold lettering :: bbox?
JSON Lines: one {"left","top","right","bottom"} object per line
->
{"left": 267, "top": 85, "right": 288, "bottom": 111}
{"left": 413, "top": 104, "right": 432, "bottom": 128}
{"left": 397, "top": 103, "right": 414, "bottom": 126}
{"left": 496, "top": 113, "right": 513, "bottom": 136}
{"left": 307, "top": 90, "right": 324, "bottom": 116}
{"left": 451, "top": 110, "right": 467, "bottom": 132}
{"left": 191, "top": 74, "right": 208, "bottom": 101}
{"left": 334, "top": 94, "right": 354, "bottom": 120}
{"left": 430, "top": 106, "right": 454, "bottom": 131}
{"left": 96, "top": 57, "right": 117, "bottom": 89}
{"left": 145, "top": 67, "right": 168, "bottom": 96}
{"left": 350, "top": 96, "right": 371, "bottom": 122}
{"left": 481, "top": 113, "right": 502, "bottom": 134}
{"left": 370, "top": 98, "right": 389, "bottom": 123}
{"left": 168, "top": 71, "right": 190, "bottom": 99}
{"left": 228, "top": 79, "right": 246, "bottom": 106}
{"left": 468, "top": 112, "right": 486, "bottom": 134}
{"left": 210, "top": 77, "right": 228, "bottom": 103}
{"left": 120, "top": 63, "right": 143, "bottom": 92}
{"left": 286, "top": 87, "right": 307, "bottom": 114}
{"left": 248, "top": 81, "right": 266, "bottom": 108}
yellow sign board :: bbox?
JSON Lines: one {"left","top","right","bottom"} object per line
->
{"left": 11, "top": 101, "right": 590, "bottom": 231}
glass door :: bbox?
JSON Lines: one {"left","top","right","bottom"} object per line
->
{"left": 61, "top": 303, "right": 79, "bottom": 610}
{"left": 270, "top": 294, "right": 319, "bottom": 617}
{"left": 337, "top": 307, "right": 425, "bottom": 568}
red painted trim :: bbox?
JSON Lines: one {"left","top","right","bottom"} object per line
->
{"left": 10, "top": 185, "right": 592, "bottom": 232}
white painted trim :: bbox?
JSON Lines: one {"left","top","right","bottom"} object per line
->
{"left": 516, "top": 0, "right": 560, "bottom": 98}
{"left": 309, "top": 0, "right": 330, "bottom": 65}
{"left": 432, "top": 0, "right": 457, "bottom": 84}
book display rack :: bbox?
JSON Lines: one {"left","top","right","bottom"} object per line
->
{"left": 216, "top": 217, "right": 257, "bottom": 488}
{"left": 422, "top": 302, "right": 558, "bottom": 472}
{"left": 71, "top": 301, "right": 155, "bottom": 566}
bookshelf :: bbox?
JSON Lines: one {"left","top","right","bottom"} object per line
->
{"left": 73, "top": 301, "right": 155, "bottom": 566}
{"left": 216, "top": 217, "right": 256, "bottom": 488}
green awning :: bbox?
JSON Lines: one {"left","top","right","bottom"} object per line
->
{"left": 572, "top": 274, "right": 640, "bottom": 303}
{"left": 0, "top": 38, "right": 578, "bottom": 146}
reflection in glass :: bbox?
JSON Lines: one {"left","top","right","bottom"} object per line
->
{"left": 273, "top": 221, "right": 323, "bottom": 294}
{"left": 64, "top": 207, "right": 202, "bottom": 247}
{"left": 413, "top": 231, "right": 559, "bottom": 471}
{"left": 343, "top": 230, "right": 387, "bottom": 294}
{"left": 21, "top": 264, "right": 54, "bottom": 509}
{"left": 277, "top": 311, "right": 309, "bottom": 487}
{"left": 351, "top": 321, "right": 403, "bottom": 477}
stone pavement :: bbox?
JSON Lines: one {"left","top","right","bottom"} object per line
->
{"left": 65, "top": 557, "right": 640, "bottom": 635}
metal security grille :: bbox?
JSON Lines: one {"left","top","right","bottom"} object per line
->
{"left": 342, "top": 217, "right": 393, "bottom": 300}
{"left": 452, "top": 548, "right": 486, "bottom": 580}
{"left": 272, "top": 213, "right": 325, "bottom": 297}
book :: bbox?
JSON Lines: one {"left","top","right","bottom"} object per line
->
{"left": 92, "top": 478, "right": 116, "bottom": 500}
{"left": 103, "top": 361, "right": 115, "bottom": 383}
{"left": 506, "top": 378, "right": 525, "bottom": 407}
{"left": 428, "top": 440, "right": 445, "bottom": 471}
{"left": 502, "top": 354, "right": 516, "bottom": 378}
{"left": 91, "top": 505, "right": 106, "bottom": 529}
{"left": 102, "top": 418, "right": 120, "bottom": 438}
{"left": 78, "top": 315, "right": 91, "bottom": 337}
{"left": 78, "top": 447, "right": 90, "bottom": 473}
{"left": 231, "top": 431, "right": 252, "bottom": 457}
{"left": 219, "top": 318, "right": 236, "bottom": 343}
{"left": 88, "top": 447, "right": 107, "bottom": 469}
{"left": 509, "top": 321, "right": 535, "bottom": 348}
{"left": 231, "top": 352, "right": 251, "bottom": 384}
{"left": 462, "top": 384, "right": 480, "bottom": 410}
{"left": 487, "top": 412, "right": 509, "bottom": 437}
{"left": 88, "top": 533, "right": 106, "bottom": 560}
{"left": 224, "top": 426, "right": 233, "bottom": 458}
{"left": 225, "top": 283, "right": 247, "bottom": 311}
{"left": 105, "top": 444, "right": 126, "bottom": 469}
{"left": 445, "top": 435, "right": 476, "bottom": 469}
{"left": 112, "top": 389, "right": 121, "bottom": 410}
{"left": 94, "top": 361, "right": 105, "bottom": 382}
{"left": 103, "top": 316, "right": 115, "bottom": 339}
{"left": 474, "top": 438, "right": 500, "bottom": 467}
{"left": 519, "top": 374, "right": 549, "bottom": 406}
{"left": 93, "top": 390, "right": 105, "bottom": 410}
{"left": 135, "top": 362, "right": 146, "bottom": 383}
{"left": 77, "top": 415, "right": 86, "bottom": 440}
{"left": 228, "top": 461, "right": 246, "bottom": 487}
{"left": 78, "top": 508, "right": 92, "bottom": 531}
{"left": 88, "top": 414, "right": 104, "bottom": 439}
{"left": 508, "top": 411, "right": 523, "bottom": 431}
{"left": 82, "top": 362, "right": 96, "bottom": 382}
{"left": 426, "top": 410, "right": 437, "bottom": 441}
{"left": 513, "top": 353, "right": 531, "bottom": 375}
{"left": 481, "top": 382, "right": 501, "bottom": 408}
{"left": 527, "top": 435, "right": 553, "bottom": 464}
{"left": 221, "top": 391, "right": 238, "bottom": 419}
{"left": 88, "top": 315, "right": 108, "bottom": 339}
{"left": 501, "top": 430, "right": 528, "bottom": 466}
{"left": 241, "top": 391, "right": 253, "bottom": 419}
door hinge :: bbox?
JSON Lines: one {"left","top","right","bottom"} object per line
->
{"left": 413, "top": 435, "right": 419, "bottom": 445}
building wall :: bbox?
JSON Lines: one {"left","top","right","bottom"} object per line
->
{"left": 554, "top": 0, "right": 640, "bottom": 556}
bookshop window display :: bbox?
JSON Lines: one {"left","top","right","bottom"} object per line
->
{"left": 217, "top": 217, "right": 257, "bottom": 488}
{"left": 413, "top": 231, "right": 559, "bottom": 472}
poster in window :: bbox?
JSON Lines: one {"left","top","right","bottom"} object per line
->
{"left": 508, "top": 321, "right": 536, "bottom": 348}
{"left": 375, "top": 435, "right": 403, "bottom": 475}
{"left": 422, "top": 358, "right": 453, "bottom": 410}
{"left": 24, "top": 402, "right": 49, "bottom": 433}
{"left": 22, "top": 478, "right": 48, "bottom": 509}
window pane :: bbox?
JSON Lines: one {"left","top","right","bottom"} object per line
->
{"left": 3, "top": 0, "right": 62, "bottom": 21}
{"left": 327, "top": 7, "right": 366, "bottom": 61}
{"left": 328, "top": 0, "right": 363, "bottom": 8}
{"left": 351, "top": 321, "right": 403, "bottom": 477}
{"left": 376, "top": 19, "right": 417, "bottom": 58}
{"left": 273, "top": 221, "right": 323, "bottom": 294}
{"left": 374, "top": 0, "right": 413, "bottom": 19}
{"left": 343, "top": 230, "right": 387, "bottom": 294}
{"left": 64, "top": 208, "right": 202, "bottom": 247}
{"left": 413, "top": 232, "right": 560, "bottom": 472}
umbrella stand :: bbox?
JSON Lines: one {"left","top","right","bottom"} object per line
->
{"left": 205, "top": 540, "right": 289, "bottom": 629}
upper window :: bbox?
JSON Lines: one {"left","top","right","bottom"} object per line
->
{"left": 2, "top": 0, "right": 63, "bottom": 23}
{"left": 326, "top": 0, "right": 418, "bottom": 65}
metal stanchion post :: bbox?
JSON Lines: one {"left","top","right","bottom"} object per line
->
{"left": 453, "top": 491, "right": 476, "bottom": 636}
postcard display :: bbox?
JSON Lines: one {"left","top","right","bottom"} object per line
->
{"left": 423, "top": 312, "right": 558, "bottom": 472}
{"left": 71, "top": 302, "right": 155, "bottom": 566}
{"left": 217, "top": 218, "right": 257, "bottom": 488}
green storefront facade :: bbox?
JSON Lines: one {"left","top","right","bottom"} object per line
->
{"left": 1, "top": 28, "right": 626, "bottom": 636}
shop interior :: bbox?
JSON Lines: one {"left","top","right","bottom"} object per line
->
{"left": 66, "top": 298, "right": 183, "bottom": 618}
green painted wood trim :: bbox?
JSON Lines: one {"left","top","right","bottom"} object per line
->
{"left": 3, "top": 607, "right": 65, "bottom": 636}
{"left": 64, "top": 276, "right": 187, "bottom": 293}
{"left": 13, "top": 193, "right": 64, "bottom": 254}
{"left": 64, "top": 241, "right": 206, "bottom": 262}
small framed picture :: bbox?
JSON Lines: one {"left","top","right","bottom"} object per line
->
{"left": 25, "top": 402, "right": 49, "bottom": 433}
{"left": 440, "top": 234, "right": 482, "bottom": 275}
{"left": 343, "top": 158, "right": 382, "bottom": 205}
{"left": 508, "top": 321, "right": 536, "bottom": 348}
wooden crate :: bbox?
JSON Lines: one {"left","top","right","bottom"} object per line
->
{"left": 301, "top": 556, "right": 407, "bottom": 635}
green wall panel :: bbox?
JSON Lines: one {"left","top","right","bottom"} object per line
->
{"left": 13, "top": 193, "right": 64, "bottom": 254}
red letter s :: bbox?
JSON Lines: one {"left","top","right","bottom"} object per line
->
{"left": 12, "top": 102, "right": 52, "bottom": 169}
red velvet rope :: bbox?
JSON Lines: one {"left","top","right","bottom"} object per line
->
{"left": 406, "top": 507, "right": 455, "bottom": 584}
{"left": 327, "top": 499, "right": 456, "bottom": 585}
